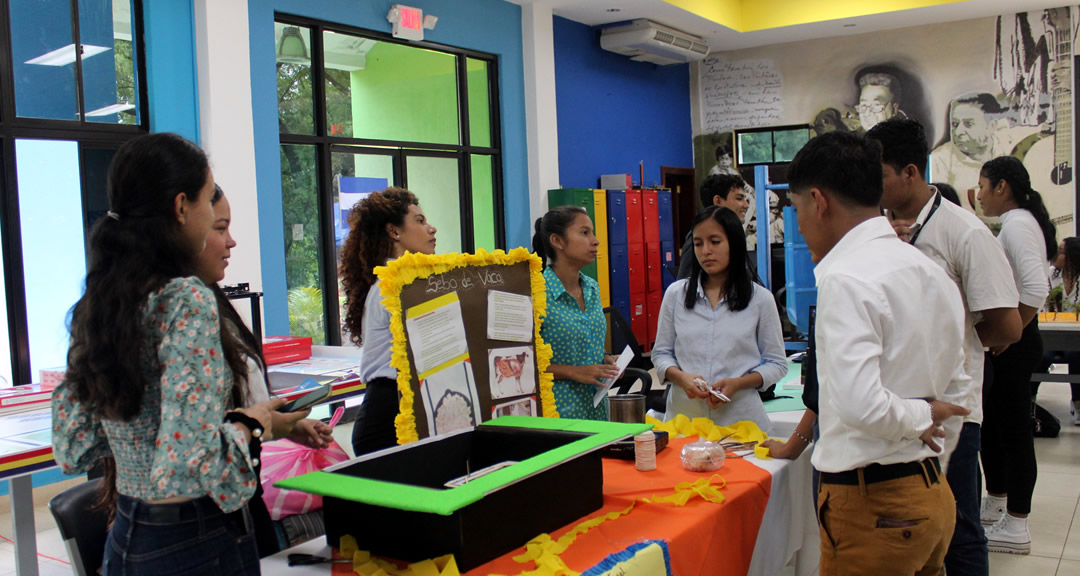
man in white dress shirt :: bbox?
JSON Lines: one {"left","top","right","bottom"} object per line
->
{"left": 787, "top": 131, "right": 971, "bottom": 575}
{"left": 869, "top": 118, "right": 1021, "bottom": 576}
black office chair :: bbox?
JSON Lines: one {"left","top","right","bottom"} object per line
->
{"left": 48, "top": 478, "right": 108, "bottom": 576}
{"left": 603, "top": 306, "right": 665, "bottom": 412}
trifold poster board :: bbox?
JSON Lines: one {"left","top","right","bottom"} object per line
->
{"left": 375, "top": 248, "right": 556, "bottom": 444}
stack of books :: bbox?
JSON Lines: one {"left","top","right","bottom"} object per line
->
{"left": 0, "top": 383, "right": 54, "bottom": 415}
{"left": 263, "top": 336, "right": 313, "bottom": 365}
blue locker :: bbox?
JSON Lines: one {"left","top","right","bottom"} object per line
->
{"left": 661, "top": 240, "right": 676, "bottom": 292}
{"left": 657, "top": 190, "right": 675, "bottom": 245}
{"left": 607, "top": 191, "right": 627, "bottom": 246}
{"left": 609, "top": 243, "right": 630, "bottom": 303}
{"left": 611, "top": 295, "right": 632, "bottom": 352}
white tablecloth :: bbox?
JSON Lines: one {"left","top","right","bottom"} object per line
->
{"left": 747, "top": 409, "right": 820, "bottom": 576}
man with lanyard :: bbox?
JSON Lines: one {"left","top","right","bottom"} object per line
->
{"left": 788, "top": 130, "right": 970, "bottom": 575}
{"left": 868, "top": 118, "right": 1021, "bottom": 576}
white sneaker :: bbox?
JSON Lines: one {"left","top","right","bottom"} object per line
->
{"left": 980, "top": 495, "right": 1006, "bottom": 526}
{"left": 986, "top": 513, "right": 1031, "bottom": 555}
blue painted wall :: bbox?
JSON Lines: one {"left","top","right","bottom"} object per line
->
{"left": 249, "top": 0, "right": 528, "bottom": 337}
{"left": 144, "top": 0, "right": 200, "bottom": 142}
{"left": 553, "top": 16, "right": 693, "bottom": 189}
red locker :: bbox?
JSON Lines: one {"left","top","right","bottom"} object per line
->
{"left": 628, "top": 244, "right": 646, "bottom": 295}
{"left": 626, "top": 190, "right": 643, "bottom": 245}
{"left": 646, "top": 242, "right": 663, "bottom": 294}
{"left": 647, "top": 290, "right": 662, "bottom": 345}
{"left": 643, "top": 190, "right": 660, "bottom": 243}
{"left": 630, "top": 292, "right": 648, "bottom": 350}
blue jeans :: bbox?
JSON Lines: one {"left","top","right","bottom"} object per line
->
{"left": 944, "top": 422, "right": 988, "bottom": 576}
{"left": 104, "top": 494, "right": 260, "bottom": 576}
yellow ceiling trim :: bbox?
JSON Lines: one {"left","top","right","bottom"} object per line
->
{"left": 663, "top": 0, "right": 970, "bottom": 33}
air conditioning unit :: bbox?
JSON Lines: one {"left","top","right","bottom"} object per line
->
{"left": 600, "top": 19, "right": 710, "bottom": 66}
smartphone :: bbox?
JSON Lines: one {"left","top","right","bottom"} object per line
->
{"left": 281, "top": 382, "right": 332, "bottom": 412}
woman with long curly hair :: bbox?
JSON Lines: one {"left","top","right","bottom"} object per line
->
{"left": 52, "top": 133, "right": 281, "bottom": 575}
{"left": 340, "top": 187, "right": 436, "bottom": 455}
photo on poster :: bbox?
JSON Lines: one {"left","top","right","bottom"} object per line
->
{"left": 420, "top": 361, "right": 481, "bottom": 436}
{"left": 492, "top": 396, "right": 537, "bottom": 419}
{"left": 487, "top": 346, "right": 536, "bottom": 400}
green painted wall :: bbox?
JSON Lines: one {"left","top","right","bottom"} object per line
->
{"left": 346, "top": 42, "right": 497, "bottom": 254}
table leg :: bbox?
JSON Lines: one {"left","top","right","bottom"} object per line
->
{"left": 10, "top": 475, "right": 39, "bottom": 576}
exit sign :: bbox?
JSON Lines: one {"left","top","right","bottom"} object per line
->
{"left": 389, "top": 4, "right": 424, "bottom": 41}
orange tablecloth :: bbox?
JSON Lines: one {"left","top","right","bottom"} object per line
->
{"left": 463, "top": 436, "right": 773, "bottom": 576}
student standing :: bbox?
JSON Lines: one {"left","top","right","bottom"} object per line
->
{"left": 787, "top": 131, "right": 970, "bottom": 575}
{"left": 196, "top": 185, "right": 333, "bottom": 554}
{"left": 340, "top": 188, "right": 437, "bottom": 455}
{"left": 53, "top": 133, "right": 278, "bottom": 576}
{"left": 653, "top": 206, "right": 785, "bottom": 432}
{"left": 868, "top": 118, "right": 1021, "bottom": 576}
{"left": 976, "top": 156, "right": 1056, "bottom": 554}
{"left": 534, "top": 206, "right": 618, "bottom": 420}
{"left": 677, "top": 173, "right": 751, "bottom": 280}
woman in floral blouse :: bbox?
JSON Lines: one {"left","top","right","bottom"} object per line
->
{"left": 53, "top": 133, "right": 281, "bottom": 576}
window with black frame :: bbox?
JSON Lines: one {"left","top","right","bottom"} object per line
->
{"left": 275, "top": 16, "right": 504, "bottom": 346}
{"left": 0, "top": 0, "right": 147, "bottom": 387}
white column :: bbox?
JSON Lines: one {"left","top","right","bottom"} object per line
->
{"left": 521, "top": 2, "right": 560, "bottom": 225}
{"left": 193, "top": 0, "right": 262, "bottom": 329}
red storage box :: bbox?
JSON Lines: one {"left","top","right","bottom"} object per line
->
{"left": 264, "top": 336, "right": 313, "bottom": 365}
{"left": 263, "top": 336, "right": 313, "bottom": 354}
{"left": 265, "top": 348, "right": 314, "bottom": 366}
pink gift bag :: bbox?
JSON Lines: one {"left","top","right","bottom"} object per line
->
{"left": 260, "top": 407, "right": 349, "bottom": 520}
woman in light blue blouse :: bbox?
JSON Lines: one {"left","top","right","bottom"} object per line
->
{"left": 535, "top": 206, "right": 618, "bottom": 420}
{"left": 53, "top": 134, "right": 281, "bottom": 576}
{"left": 652, "top": 206, "right": 787, "bottom": 432}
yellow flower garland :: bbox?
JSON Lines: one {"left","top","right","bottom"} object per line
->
{"left": 376, "top": 248, "right": 556, "bottom": 445}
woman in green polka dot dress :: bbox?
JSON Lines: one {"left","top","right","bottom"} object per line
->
{"left": 534, "top": 206, "right": 619, "bottom": 420}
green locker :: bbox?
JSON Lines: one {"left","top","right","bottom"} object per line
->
{"left": 547, "top": 188, "right": 598, "bottom": 280}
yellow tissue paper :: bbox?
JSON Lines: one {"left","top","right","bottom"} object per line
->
{"left": 645, "top": 415, "right": 772, "bottom": 459}
{"left": 646, "top": 474, "right": 727, "bottom": 506}
{"left": 341, "top": 535, "right": 359, "bottom": 558}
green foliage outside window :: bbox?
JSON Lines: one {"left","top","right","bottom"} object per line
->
{"left": 739, "top": 132, "right": 772, "bottom": 164}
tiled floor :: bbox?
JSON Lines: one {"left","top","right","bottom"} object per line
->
{"left": 1, "top": 382, "right": 1077, "bottom": 575}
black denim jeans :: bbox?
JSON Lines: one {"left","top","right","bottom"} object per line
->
{"left": 944, "top": 422, "right": 989, "bottom": 576}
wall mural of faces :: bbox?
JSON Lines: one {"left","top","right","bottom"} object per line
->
{"left": 693, "top": 5, "right": 1076, "bottom": 239}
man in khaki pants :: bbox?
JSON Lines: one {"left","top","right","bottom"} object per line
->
{"left": 786, "top": 131, "right": 971, "bottom": 575}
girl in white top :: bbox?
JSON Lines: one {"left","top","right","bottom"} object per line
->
{"left": 340, "top": 188, "right": 437, "bottom": 456}
{"left": 651, "top": 206, "right": 787, "bottom": 432}
{"left": 196, "top": 185, "right": 333, "bottom": 554}
{"left": 976, "top": 155, "right": 1057, "bottom": 554}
